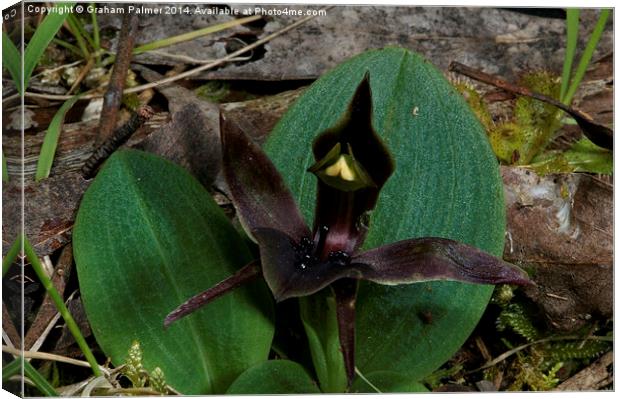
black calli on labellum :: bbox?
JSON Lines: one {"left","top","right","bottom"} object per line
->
{"left": 165, "top": 73, "right": 531, "bottom": 386}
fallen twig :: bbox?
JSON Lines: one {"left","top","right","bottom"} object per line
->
{"left": 555, "top": 351, "right": 613, "bottom": 390}
{"left": 81, "top": 106, "right": 154, "bottom": 178}
{"left": 466, "top": 335, "right": 612, "bottom": 374}
{"left": 2, "top": 345, "right": 106, "bottom": 372}
{"left": 67, "top": 57, "right": 95, "bottom": 95}
{"left": 449, "top": 61, "right": 613, "bottom": 150}
{"left": 96, "top": 4, "right": 139, "bottom": 145}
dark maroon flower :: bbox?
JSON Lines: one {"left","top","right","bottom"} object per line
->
{"left": 165, "top": 74, "right": 530, "bottom": 386}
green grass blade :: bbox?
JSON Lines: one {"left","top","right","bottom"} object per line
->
{"left": 23, "top": 236, "right": 102, "bottom": 377}
{"left": 23, "top": 361, "right": 58, "bottom": 396}
{"left": 564, "top": 9, "right": 610, "bottom": 104}
{"left": 90, "top": 4, "right": 101, "bottom": 64}
{"left": 3, "top": 234, "right": 23, "bottom": 277}
{"left": 64, "top": 13, "right": 90, "bottom": 59}
{"left": 2, "top": 30, "right": 22, "bottom": 94}
{"left": 2, "top": 357, "right": 23, "bottom": 382}
{"left": 560, "top": 9, "right": 579, "bottom": 101}
{"left": 35, "top": 94, "right": 82, "bottom": 181}
{"left": 2, "top": 150, "right": 9, "bottom": 183}
{"left": 133, "top": 14, "right": 261, "bottom": 55}
{"left": 52, "top": 38, "right": 84, "bottom": 58}
{"left": 23, "top": 2, "right": 75, "bottom": 94}
{"left": 67, "top": 13, "right": 95, "bottom": 53}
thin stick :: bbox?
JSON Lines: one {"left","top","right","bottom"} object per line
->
{"left": 81, "top": 105, "right": 154, "bottom": 178}
{"left": 466, "top": 334, "right": 612, "bottom": 374}
{"left": 67, "top": 57, "right": 95, "bottom": 95}
{"left": 2, "top": 346, "right": 105, "bottom": 371}
{"left": 6, "top": 11, "right": 322, "bottom": 104}
{"left": 22, "top": 236, "right": 102, "bottom": 376}
{"left": 449, "top": 61, "right": 613, "bottom": 150}
{"left": 96, "top": 5, "right": 139, "bottom": 145}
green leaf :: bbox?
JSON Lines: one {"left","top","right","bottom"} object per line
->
{"left": 2, "top": 30, "right": 22, "bottom": 94}
{"left": 23, "top": 3, "right": 75, "bottom": 94}
{"left": 352, "top": 371, "right": 429, "bottom": 393}
{"left": 528, "top": 138, "right": 612, "bottom": 175}
{"left": 73, "top": 150, "right": 274, "bottom": 394}
{"left": 563, "top": 9, "right": 611, "bottom": 105}
{"left": 4, "top": 357, "right": 59, "bottom": 396}
{"left": 2, "top": 357, "right": 22, "bottom": 382}
{"left": 226, "top": 360, "right": 320, "bottom": 394}
{"left": 561, "top": 9, "right": 580, "bottom": 101}
{"left": 563, "top": 138, "right": 613, "bottom": 173}
{"left": 2, "top": 150, "right": 8, "bottom": 183}
{"left": 35, "top": 94, "right": 81, "bottom": 181}
{"left": 23, "top": 361, "right": 58, "bottom": 396}
{"left": 299, "top": 292, "right": 347, "bottom": 393}
{"left": 264, "top": 48, "right": 505, "bottom": 387}
{"left": 2, "top": 234, "right": 22, "bottom": 278}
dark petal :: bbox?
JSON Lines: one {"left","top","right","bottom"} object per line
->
{"left": 310, "top": 73, "right": 394, "bottom": 257}
{"left": 163, "top": 261, "right": 261, "bottom": 327}
{"left": 351, "top": 237, "right": 531, "bottom": 286}
{"left": 221, "top": 114, "right": 311, "bottom": 241}
{"left": 253, "top": 228, "right": 362, "bottom": 301}
{"left": 331, "top": 279, "right": 358, "bottom": 388}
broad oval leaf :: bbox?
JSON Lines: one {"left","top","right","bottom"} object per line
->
{"left": 226, "top": 360, "right": 320, "bottom": 394}
{"left": 73, "top": 150, "right": 274, "bottom": 394}
{"left": 264, "top": 48, "right": 504, "bottom": 387}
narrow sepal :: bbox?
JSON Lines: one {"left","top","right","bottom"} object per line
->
{"left": 164, "top": 261, "right": 261, "bottom": 327}
{"left": 351, "top": 237, "right": 531, "bottom": 286}
{"left": 221, "top": 114, "right": 311, "bottom": 241}
{"left": 332, "top": 279, "right": 358, "bottom": 388}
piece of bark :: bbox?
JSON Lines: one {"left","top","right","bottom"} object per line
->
{"left": 555, "top": 351, "right": 613, "bottom": 391}
{"left": 2, "top": 113, "right": 167, "bottom": 258}
{"left": 198, "top": 8, "right": 612, "bottom": 81}
{"left": 134, "top": 103, "right": 220, "bottom": 187}
{"left": 23, "top": 244, "right": 73, "bottom": 350}
{"left": 2, "top": 173, "right": 90, "bottom": 256}
{"left": 571, "top": 53, "right": 613, "bottom": 126}
{"left": 501, "top": 167, "right": 612, "bottom": 331}
{"left": 96, "top": 8, "right": 611, "bottom": 81}
{"left": 2, "top": 112, "right": 167, "bottom": 180}
{"left": 2, "top": 302, "right": 21, "bottom": 349}
{"left": 132, "top": 64, "right": 222, "bottom": 186}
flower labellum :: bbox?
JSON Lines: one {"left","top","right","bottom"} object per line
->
{"left": 165, "top": 73, "right": 531, "bottom": 387}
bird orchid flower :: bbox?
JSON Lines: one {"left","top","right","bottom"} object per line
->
{"left": 165, "top": 73, "right": 530, "bottom": 386}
